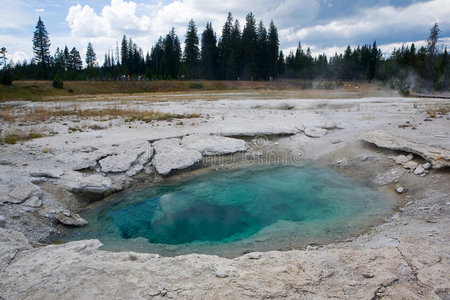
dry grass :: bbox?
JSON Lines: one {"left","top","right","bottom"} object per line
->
{"left": 87, "top": 124, "right": 107, "bottom": 130}
{"left": 426, "top": 108, "right": 437, "bottom": 118}
{"left": 438, "top": 105, "right": 449, "bottom": 115}
{"left": 0, "top": 110, "right": 16, "bottom": 123}
{"left": 0, "top": 105, "right": 202, "bottom": 124}
{"left": 426, "top": 105, "right": 449, "bottom": 118}
{"left": 1, "top": 131, "right": 43, "bottom": 145}
{"left": 1, "top": 80, "right": 396, "bottom": 102}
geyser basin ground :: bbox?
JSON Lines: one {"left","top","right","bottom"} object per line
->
{"left": 62, "top": 165, "right": 393, "bottom": 257}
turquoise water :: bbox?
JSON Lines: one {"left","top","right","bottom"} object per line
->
{"left": 63, "top": 165, "right": 393, "bottom": 257}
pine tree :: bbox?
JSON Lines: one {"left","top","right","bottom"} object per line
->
{"left": 368, "top": 41, "right": 381, "bottom": 80}
{"left": 184, "top": 19, "right": 200, "bottom": 79}
{"left": 342, "top": 45, "right": 353, "bottom": 80}
{"left": 69, "top": 47, "right": 82, "bottom": 71}
{"left": 227, "top": 20, "right": 242, "bottom": 79}
{"left": 151, "top": 37, "right": 164, "bottom": 77}
{"left": 278, "top": 50, "right": 285, "bottom": 75}
{"left": 200, "top": 22, "right": 218, "bottom": 80}
{"left": 315, "top": 54, "right": 328, "bottom": 78}
{"left": 63, "top": 46, "right": 70, "bottom": 71}
{"left": 0, "top": 47, "right": 12, "bottom": 85}
{"left": 416, "top": 46, "right": 427, "bottom": 77}
{"left": 242, "top": 13, "right": 258, "bottom": 80}
{"left": 86, "top": 42, "right": 97, "bottom": 69}
{"left": 256, "top": 20, "right": 269, "bottom": 80}
{"left": 145, "top": 51, "right": 152, "bottom": 78}
{"left": 439, "top": 47, "right": 449, "bottom": 90}
{"left": 54, "top": 47, "right": 65, "bottom": 74}
{"left": 32, "top": 17, "right": 51, "bottom": 77}
{"left": 304, "top": 47, "right": 314, "bottom": 79}
{"left": 218, "top": 12, "right": 234, "bottom": 79}
{"left": 409, "top": 43, "right": 416, "bottom": 67}
{"left": 0, "top": 47, "right": 7, "bottom": 69}
{"left": 121, "top": 35, "right": 128, "bottom": 72}
{"left": 268, "top": 20, "right": 279, "bottom": 79}
{"left": 103, "top": 53, "right": 109, "bottom": 68}
{"left": 128, "top": 38, "right": 134, "bottom": 74}
{"left": 161, "top": 28, "right": 181, "bottom": 79}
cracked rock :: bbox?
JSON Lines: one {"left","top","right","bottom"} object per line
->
{"left": 181, "top": 134, "right": 249, "bottom": 155}
{"left": 22, "top": 196, "right": 42, "bottom": 207}
{"left": 99, "top": 142, "right": 153, "bottom": 173}
{"left": 403, "top": 161, "right": 418, "bottom": 170}
{"left": 414, "top": 165, "right": 425, "bottom": 175}
{"left": 152, "top": 150, "right": 202, "bottom": 175}
{"left": 360, "top": 131, "right": 450, "bottom": 168}
{"left": 151, "top": 139, "right": 202, "bottom": 175}
{"left": 393, "top": 154, "right": 413, "bottom": 164}
{"left": 59, "top": 172, "right": 112, "bottom": 194}
{"left": 56, "top": 212, "right": 88, "bottom": 226}
{"left": 423, "top": 162, "right": 432, "bottom": 170}
{"left": 1, "top": 180, "right": 41, "bottom": 204}
{"left": 30, "top": 168, "right": 64, "bottom": 179}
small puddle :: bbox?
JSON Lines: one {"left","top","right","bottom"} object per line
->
{"left": 61, "top": 165, "right": 393, "bottom": 257}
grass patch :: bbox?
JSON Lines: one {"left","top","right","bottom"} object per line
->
{"left": 0, "top": 105, "right": 202, "bottom": 124}
{"left": 129, "top": 111, "right": 201, "bottom": 123}
{"left": 28, "top": 132, "right": 43, "bottom": 139}
{"left": 189, "top": 83, "right": 203, "bottom": 89}
{"left": 4, "top": 134, "right": 18, "bottom": 144}
{"left": 52, "top": 78, "right": 64, "bottom": 89}
{"left": 68, "top": 127, "right": 83, "bottom": 133}
{"left": 1, "top": 131, "right": 43, "bottom": 145}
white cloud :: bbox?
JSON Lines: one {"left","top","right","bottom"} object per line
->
{"left": 0, "top": 34, "right": 32, "bottom": 61}
{"left": 66, "top": 0, "right": 152, "bottom": 38}
{"left": 66, "top": 0, "right": 319, "bottom": 42}
{"left": 0, "top": 0, "right": 36, "bottom": 30}
{"left": 63, "top": 0, "right": 321, "bottom": 64}
{"left": 288, "top": 0, "right": 450, "bottom": 45}
{"left": 4, "top": 0, "right": 450, "bottom": 67}
{"left": 66, "top": 4, "right": 107, "bottom": 37}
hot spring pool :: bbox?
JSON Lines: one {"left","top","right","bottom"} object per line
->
{"left": 62, "top": 165, "right": 394, "bottom": 257}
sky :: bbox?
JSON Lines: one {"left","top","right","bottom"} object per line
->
{"left": 1, "top": 0, "right": 449, "bottom": 66}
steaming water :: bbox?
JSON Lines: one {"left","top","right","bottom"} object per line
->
{"left": 62, "top": 165, "right": 393, "bottom": 257}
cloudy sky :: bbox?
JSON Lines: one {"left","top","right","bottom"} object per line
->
{"left": 1, "top": 0, "right": 449, "bottom": 65}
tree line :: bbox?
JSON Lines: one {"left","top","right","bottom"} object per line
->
{"left": 0, "top": 14, "right": 448, "bottom": 91}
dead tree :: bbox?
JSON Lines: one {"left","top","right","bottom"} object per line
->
{"left": 425, "top": 23, "right": 440, "bottom": 91}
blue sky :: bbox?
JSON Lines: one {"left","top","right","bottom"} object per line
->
{"left": 1, "top": 0, "right": 449, "bottom": 65}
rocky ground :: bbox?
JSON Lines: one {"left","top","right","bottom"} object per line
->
{"left": 0, "top": 91, "right": 449, "bottom": 299}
